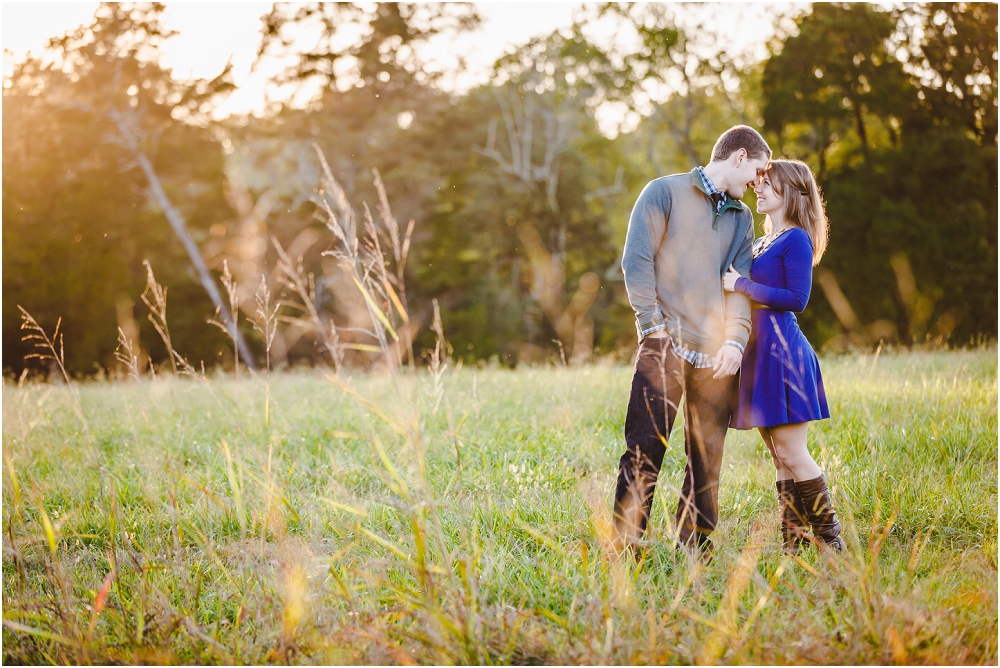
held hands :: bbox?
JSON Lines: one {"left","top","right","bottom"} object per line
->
{"left": 712, "top": 344, "right": 742, "bottom": 379}
{"left": 723, "top": 265, "right": 742, "bottom": 292}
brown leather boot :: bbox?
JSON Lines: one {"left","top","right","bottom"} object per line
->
{"left": 776, "top": 479, "right": 809, "bottom": 554}
{"left": 796, "top": 474, "right": 844, "bottom": 552}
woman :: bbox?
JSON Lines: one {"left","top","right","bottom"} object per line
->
{"left": 723, "top": 159, "right": 843, "bottom": 553}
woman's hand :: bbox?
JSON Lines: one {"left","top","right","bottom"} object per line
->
{"left": 723, "top": 266, "right": 742, "bottom": 292}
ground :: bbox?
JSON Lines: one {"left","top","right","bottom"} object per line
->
{"left": 2, "top": 348, "right": 997, "bottom": 664}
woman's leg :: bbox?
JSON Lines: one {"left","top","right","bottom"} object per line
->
{"left": 770, "top": 422, "right": 843, "bottom": 549}
{"left": 758, "top": 427, "right": 794, "bottom": 480}
{"left": 767, "top": 423, "right": 822, "bottom": 481}
{"left": 760, "top": 427, "right": 808, "bottom": 551}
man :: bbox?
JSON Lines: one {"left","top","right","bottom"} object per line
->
{"left": 614, "top": 125, "right": 771, "bottom": 558}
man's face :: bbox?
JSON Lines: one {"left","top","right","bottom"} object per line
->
{"left": 726, "top": 151, "right": 770, "bottom": 200}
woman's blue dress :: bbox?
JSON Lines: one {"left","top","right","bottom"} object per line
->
{"left": 731, "top": 227, "right": 830, "bottom": 429}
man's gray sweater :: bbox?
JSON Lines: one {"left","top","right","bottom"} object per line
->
{"left": 621, "top": 169, "right": 754, "bottom": 353}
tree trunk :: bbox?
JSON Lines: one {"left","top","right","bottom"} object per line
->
{"left": 854, "top": 104, "right": 870, "bottom": 164}
{"left": 135, "top": 150, "right": 257, "bottom": 369}
{"left": 111, "top": 107, "right": 255, "bottom": 369}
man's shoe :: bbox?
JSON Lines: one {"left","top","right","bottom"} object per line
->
{"left": 676, "top": 535, "right": 714, "bottom": 565}
{"left": 796, "top": 474, "right": 844, "bottom": 552}
{"left": 620, "top": 542, "right": 648, "bottom": 563}
{"left": 697, "top": 538, "right": 714, "bottom": 565}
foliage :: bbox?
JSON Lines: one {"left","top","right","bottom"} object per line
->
{"left": 258, "top": 2, "right": 481, "bottom": 95}
{"left": 761, "top": 3, "right": 997, "bottom": 348}
{"left": 2, "top": 2, "right": 997, "bottom": 377}
{"left": 895, "top": 2, "right": 998, "bottom": 143}
{"left": 411, "top": 25, "right": 638, "bottom": 362}
{"left": 2, "top": 3, "right": 241, "bottom": 375}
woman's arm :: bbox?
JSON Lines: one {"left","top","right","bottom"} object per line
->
{"left": 734, "top": 231, "right": 813, "bottom": 312}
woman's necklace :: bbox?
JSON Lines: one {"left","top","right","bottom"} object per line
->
{"left": 753, "top": 227, "right": 791, "bottom": 259}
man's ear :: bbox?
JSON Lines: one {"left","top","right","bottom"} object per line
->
{"left": 735, "top": 148, "right": 747, "bottom": 165}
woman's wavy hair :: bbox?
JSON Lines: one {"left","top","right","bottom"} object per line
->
{"left": 763, "top": 160, "right": 830, "bottom": 267}
{"left": 762, "top": 159, "right": 829, "bottom": 265}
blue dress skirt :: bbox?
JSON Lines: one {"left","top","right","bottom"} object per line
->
{"left": 731, "top": 228, "right": 830, "bottom": 429}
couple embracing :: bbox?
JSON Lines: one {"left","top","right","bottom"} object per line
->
{"left": 613, "top": 125, "right": 843, "bottom": 560}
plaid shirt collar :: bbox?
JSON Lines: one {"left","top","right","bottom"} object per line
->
{"left": 695, "top": 166, "right": 727, "bottom": 212}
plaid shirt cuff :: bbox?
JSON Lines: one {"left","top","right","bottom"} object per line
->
{"left": 639, "top": 323, "right": 667, "bottom": 339}
{"left": 723, "top": 339, "right": 745, "bottom": 354}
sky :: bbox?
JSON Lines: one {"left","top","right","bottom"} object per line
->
{"left": 2, "top": 2, "right": 794, "bottom": 134}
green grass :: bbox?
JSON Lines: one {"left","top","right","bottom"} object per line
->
{"left": 3, "top": 348, "right": 997, "bottom": 664}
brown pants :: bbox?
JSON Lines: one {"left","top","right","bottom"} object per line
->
{"left": 613, "top": 336, "right": 736, "bottom": 547}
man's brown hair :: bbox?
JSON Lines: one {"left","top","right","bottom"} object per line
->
{"left": 710, "top": 125, "right": 771, "bottom": 162}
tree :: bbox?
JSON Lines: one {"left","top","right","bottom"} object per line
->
{"left": 48, "top": 3, "right": 254, "bottom": 367}
{"left": 409, "top": 26, "right": 630, "bottom": 362}
{"left": 760, "top": 3, "right": 997, "bottom": 347}
{"left": 762, "top": 3, "right": 913, "bottom": 176}
{"left": 225, "top": 3, "right": 485, "bottom": 365}
{"left": 3, "top": 3, "right": 250, "bottom": 374}
{"left": 258, "top": 2, "right": 480, "bottom": 96}
{"left": 894, "top": 3, "right": 998, "bottom": 143}
{"left": 602, "top": 3, "right": 757, "bottom": 167}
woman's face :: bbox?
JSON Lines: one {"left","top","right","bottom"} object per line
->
{"left": 753, "top": 172, "right": 783, "bottom": 216}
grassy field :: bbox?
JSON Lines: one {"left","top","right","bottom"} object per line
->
{"left": 2, "top": 348, "right": 997, "bottom": 664}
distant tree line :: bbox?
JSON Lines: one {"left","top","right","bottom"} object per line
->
{"left": 3, "top": 2, "right": 996, "bottom": 376}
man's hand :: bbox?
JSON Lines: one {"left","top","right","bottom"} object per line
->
{"left": 712, "top": 344, "right": 742, "bottom": 379}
